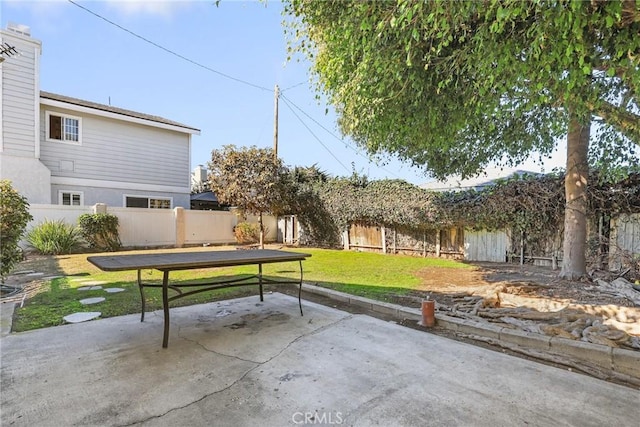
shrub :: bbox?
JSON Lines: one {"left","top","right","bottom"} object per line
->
{"left": 26, "top": 220, "right": 82, "bottom": 255}
{"left": 0, "top": 180, "right": 33, "bottom": 281}
{"left": 78, "top": 213, "right": 121, "bottom": 252}
{"left": 234, "top": 222, "right": 260, "bottom": 244}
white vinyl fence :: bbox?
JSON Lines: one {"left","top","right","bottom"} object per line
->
{"left": 25, "top": 204, "right": 278, "bottom": 249}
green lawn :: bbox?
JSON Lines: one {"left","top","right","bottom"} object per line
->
{"left": 11, "top": 247, "right": 472, "bottom": 332}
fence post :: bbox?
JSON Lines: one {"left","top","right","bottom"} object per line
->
{"left": 343, "top": 229, "right": 349, "bottom": 251}
{"left": 93, "top": 203, "right": 107, "bottom": 214}
{"left": 435, "top": 229, "right": 441, "bottom": 258}
{"left": 381, "top": 227, "right": 387, "bottom": 254}
{"left": 175, "top": 207, "right": 185, "bottom": 248}
{"left": 423, "top": 231, "right": 426, "bottom": 257}
{"left": 393, "top": 229, "right": 397, "bottom": 254}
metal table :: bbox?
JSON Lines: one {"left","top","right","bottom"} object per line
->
{"left": 87, "top": 249, "right": 311, "bottom": 348}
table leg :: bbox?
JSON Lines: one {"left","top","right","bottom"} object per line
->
{"left": 162, "top": 270, "right": 170, "bottom": 348}
{"left": 138, "top": 270, "right": 145, "bottom": 322}
{"left": 259, "top": 263, "right": 264, "bottom": 301}
{"left": 298, "top": 260, "right": 304, "bottom": 316}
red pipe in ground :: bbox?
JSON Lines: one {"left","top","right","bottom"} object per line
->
{"left": 419, "top": 299, "right": 435, "bottom": 327}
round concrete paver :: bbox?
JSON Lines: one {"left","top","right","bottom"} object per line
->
{"left": 77, "top": 286, "right": 104, "bottom": 291}
{"left": 79, "top": 297, "right": 106, "bottom": 305}
{"left": 104, "top": 288, "right": 125, "bottom": 293}
{"left": 63, "top": 312, "right": 101, "bottom": 323}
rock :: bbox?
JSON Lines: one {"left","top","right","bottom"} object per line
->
{"left": 541, "top": 325, "right": 577, "bottom": 339}
{"left": 63, "top": 312, "right": 101, "bottom": 323}
{"left": 582, "top": 332, "right": 618, "bottom": 347}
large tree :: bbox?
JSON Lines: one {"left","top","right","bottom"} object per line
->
{"left": 285, "top": 0, "right": 640, "bottom": 279}
{"left": 208, "top": 145, "right": 290, "bottom": 248}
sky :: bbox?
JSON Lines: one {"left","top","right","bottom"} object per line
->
{"left": 2, "top": 0, "right": 570, "bottom": 186}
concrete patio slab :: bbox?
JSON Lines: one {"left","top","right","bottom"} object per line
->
{"left": 1, "top": 293, "right": 637, "bottom": 427}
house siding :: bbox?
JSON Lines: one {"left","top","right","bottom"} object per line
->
{"left": 50, "top": 184, "right": 189, "bottom": 209}
{"left": 40, "top": 106, "right": 190, "bottom": 188}
{"left": 1, "top": 29, "right": 40, "bottom": 157}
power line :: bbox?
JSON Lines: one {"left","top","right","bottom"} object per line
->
{"left": 281, "top": 94, "right": 405, "bottom": 179}
{"left": 281, "top": 81, "right": 307, "bottom": 92}
{"left": 67, "top": 0, "right": 272, "bottom": 92}
{"left": 280, "top": 95, "right": 351, "bottom": 174}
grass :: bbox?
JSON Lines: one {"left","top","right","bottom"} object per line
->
{"left": 11, "top": 247, "right": 472, "bottom": 332}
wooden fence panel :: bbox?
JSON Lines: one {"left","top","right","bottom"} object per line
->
{"left": 349, "top": 223, "right": 383, "bottom": 251}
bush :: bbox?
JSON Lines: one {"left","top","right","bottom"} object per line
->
{"left": 26, "top": 220, "right": 82, "bottom": 255}
{"left": 0, "top": 180, "right": 33, "bottom": 281}
{"left": 234, "top": 222, "right": 260, "bottom": 244}
{"left": 78, "top": 213, "right": 121, "bottom": 252}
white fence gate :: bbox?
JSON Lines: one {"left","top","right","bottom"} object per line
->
{"left": 463, "top": 229, "right": 510, "bottom": 262}
{"left": 609, "top": 213, "right": 640, "bottom": 270}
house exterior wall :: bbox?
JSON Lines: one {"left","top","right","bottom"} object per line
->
{"left": 0, "top": 26, "right": 52, "bottom": 203}
{"left": 39, "top": 106, "right": 191, "bottom": 207}
{"left": 39, "top": 106, "right": 190, "bottom": 188}
{"left": 1, "top": 24, "right": 197, "bottom": 208}
{"left": 0, "top": 27, "right": 40, "bottom": 157}
{"left": 50, "top": 184, "right": 189, "bottom": 209}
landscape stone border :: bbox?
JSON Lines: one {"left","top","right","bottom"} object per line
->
{"left": 301, "top": 283, "right": 640, "bottom": 384}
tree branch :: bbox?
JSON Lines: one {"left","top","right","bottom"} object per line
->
{"left": 591, "top": 100, "right": 640, "bottom": 144}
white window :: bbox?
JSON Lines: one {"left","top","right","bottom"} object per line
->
{"left": 46, "top": 111, "right": 82, "bottom": 144}
{"left": 125, "top": 195, "right": 172, "bottom": 209}
{"left": 58, "top": 191, "right": 83, "bottom": 206}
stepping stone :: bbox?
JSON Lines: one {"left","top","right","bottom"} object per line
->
{"left": 63, "top": 312, "right": 101, "bottom": 323}
{"left": 25, "top": 272, "right": 44, "bottom": 277}
{"left": 77, "top": 286, "right": 103, "bottom": 291}
{"left": 79, "top": 297, "right": 106, "bottom": 305}
{"left": 79, "top": 280, "right": 107, "bottom": 286}
{"left": 104, "top": 288, "right": 125, "bottom": 293}
{"left": 71, "top": 278, "right": 90, "bottom": 282}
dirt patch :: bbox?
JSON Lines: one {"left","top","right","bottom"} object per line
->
{"left": 386, "top": 262, "right": 639, "bottom": 352}
{"left": 408, "top": 263, "right": 632, "bottom": 307}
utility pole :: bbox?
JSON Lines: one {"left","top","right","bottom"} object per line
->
{"left": 273, "top": 84, "right": 279, "bottom": 158}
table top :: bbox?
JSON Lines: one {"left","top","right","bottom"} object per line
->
{"left": 87, "top": 249, "right": 311, "bottom": 272}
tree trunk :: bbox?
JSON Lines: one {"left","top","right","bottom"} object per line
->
{"left": 559, "top": 113, "right": 590, "bottom": 280}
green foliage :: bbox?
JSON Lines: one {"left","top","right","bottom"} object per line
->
{"left": 0, "top": 180, "right": 33, "bottom": 281}
{"left": 291, "top": 171, "right": 640, "bottom": 248}
{"left": 78, "top": 213, "right": 121, "bottom": 252}
{"left": 233, "top": 222, "right": 260, "bottom": 244}
{"left": 284, "top": 165, "right": 340, "bottom": 246}
{"left": 285, "top": 0, "right": 639, "bottom": 177}
{"left": 208, "top": 145, "right": 291, "bottom": 217}
{"left": 26, "top": 220, "right": 82, "bottom": 255}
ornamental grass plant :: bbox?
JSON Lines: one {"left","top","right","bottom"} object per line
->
{"left": 26, "top": 219, "right": 82, "bottom": 255}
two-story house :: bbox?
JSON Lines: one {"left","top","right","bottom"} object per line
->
{"left": 0, "top": 23, "right": 200, "bottom": 209}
